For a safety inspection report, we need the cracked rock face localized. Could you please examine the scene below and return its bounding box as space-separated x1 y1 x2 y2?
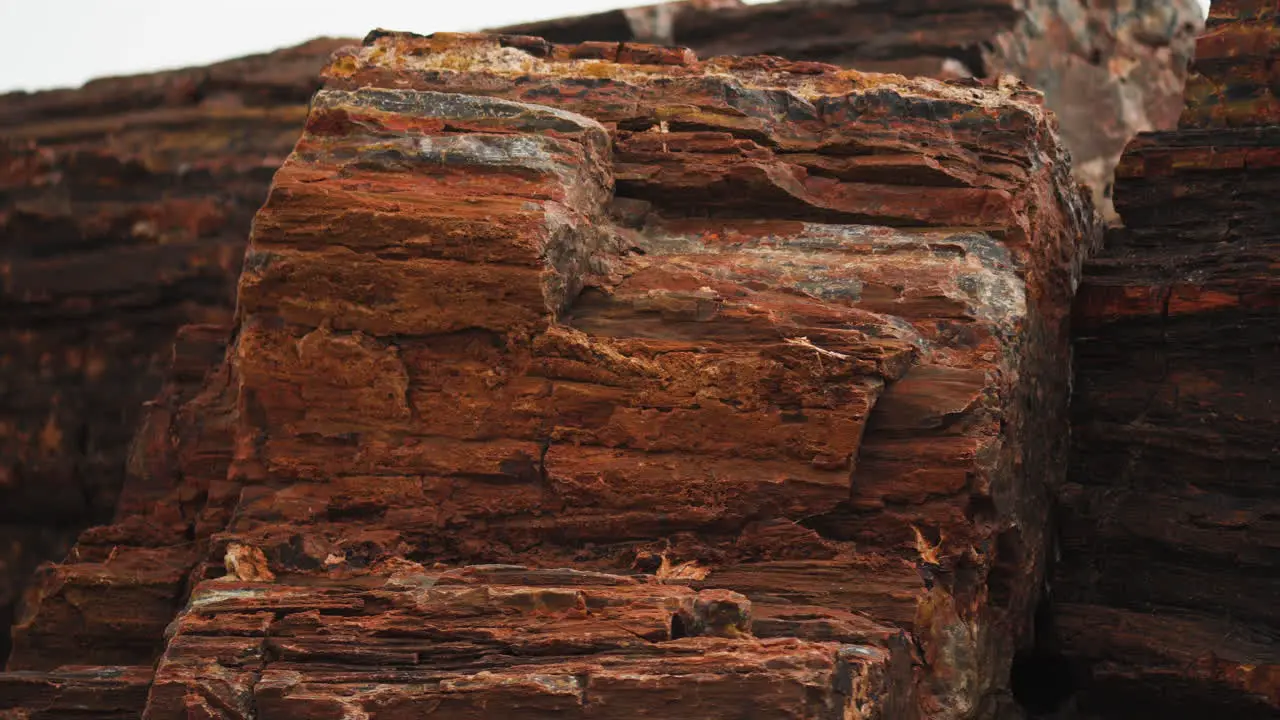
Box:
4 32 1097 719
498 0 1207 220
1059 1 1280 716
0 2 1206 673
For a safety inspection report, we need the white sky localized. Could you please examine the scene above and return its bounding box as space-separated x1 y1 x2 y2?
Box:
0 0 1212 94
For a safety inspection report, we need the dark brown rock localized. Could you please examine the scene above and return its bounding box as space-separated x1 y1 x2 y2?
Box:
1058 1 1280 716
0 38 349 663
0 665 152 720
0 321 236 717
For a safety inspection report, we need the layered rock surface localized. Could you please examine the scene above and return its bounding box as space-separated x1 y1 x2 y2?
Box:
1058 1 1280 716
498 0 1207 218
0 37 348 658
2 32 1097 718
0 2 1205 670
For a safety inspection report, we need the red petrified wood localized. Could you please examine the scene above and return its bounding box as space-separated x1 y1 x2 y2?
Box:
498 0 1206 218
0 0 1204 663
1059 1 1280 716
0 38 349 650
3 32 1096 719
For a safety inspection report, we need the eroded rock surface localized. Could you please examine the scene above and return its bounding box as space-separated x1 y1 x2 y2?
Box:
1059 1 1280 716
0 3 1207 674
497 0 1206 219
0 38 348 660
2 32 1097 719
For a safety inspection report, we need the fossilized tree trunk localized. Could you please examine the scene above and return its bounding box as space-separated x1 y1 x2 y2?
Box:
3 32 1096 719
1058 0 1280 716
0 2 1202 663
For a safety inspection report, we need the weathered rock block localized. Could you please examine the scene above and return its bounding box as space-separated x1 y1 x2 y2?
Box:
0 665 152 720
0 323 235 720
0 33 1104 719
497 0 1207 219
0 3 1206 672
1059 1 1280 716
141 570 910 720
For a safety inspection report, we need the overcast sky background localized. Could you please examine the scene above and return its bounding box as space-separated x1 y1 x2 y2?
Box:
0 0 1212 94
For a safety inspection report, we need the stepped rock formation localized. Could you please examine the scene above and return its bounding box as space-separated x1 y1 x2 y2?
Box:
0 38 349 652
1 32 1098 719
1058 1 1280 716
498 0 1207 218
0 1 1204 659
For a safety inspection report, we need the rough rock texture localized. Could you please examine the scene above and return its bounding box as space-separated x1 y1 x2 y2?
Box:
0 320 236 717
0 665 153 720
1058 1 1280 716
0 0 1206 680
2 32 1097 719
984 0 1205 220
497 0 1206 219
0 37 348 660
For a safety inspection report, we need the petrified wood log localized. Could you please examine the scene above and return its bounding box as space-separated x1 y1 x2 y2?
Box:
1058 1 1280 716
0 665 152 720
0 37 348 661
4 32 1097 719
0 2 1202 673
497 0 1207 219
